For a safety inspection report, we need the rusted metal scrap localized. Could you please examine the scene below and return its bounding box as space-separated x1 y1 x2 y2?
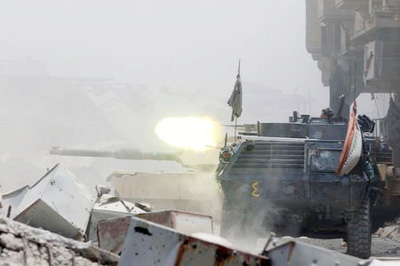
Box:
0 216 119 266
88 194 146 243
118 216 269 266
97 210 214 255
117 216 395 266
97 216 131 255
137 210 213 234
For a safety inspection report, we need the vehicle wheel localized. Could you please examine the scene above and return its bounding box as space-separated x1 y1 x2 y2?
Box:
346 196 371 259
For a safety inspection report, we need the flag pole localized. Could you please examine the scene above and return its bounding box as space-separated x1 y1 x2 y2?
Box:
234 117 237 142
235 59 240 142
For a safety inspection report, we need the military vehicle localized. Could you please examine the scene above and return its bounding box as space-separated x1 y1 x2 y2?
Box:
216 107 397 259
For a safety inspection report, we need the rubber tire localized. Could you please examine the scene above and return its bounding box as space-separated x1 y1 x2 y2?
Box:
346 196 372 259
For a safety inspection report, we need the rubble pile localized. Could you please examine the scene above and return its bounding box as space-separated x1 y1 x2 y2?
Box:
0 217 118 266
374 226 399 240
373 223 400 247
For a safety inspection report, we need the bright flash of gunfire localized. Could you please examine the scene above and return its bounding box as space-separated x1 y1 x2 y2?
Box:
155 117 220 151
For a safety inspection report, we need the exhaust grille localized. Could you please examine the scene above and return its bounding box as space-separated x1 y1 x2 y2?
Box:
232 141 305 170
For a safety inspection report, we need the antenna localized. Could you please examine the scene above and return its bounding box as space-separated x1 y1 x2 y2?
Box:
237 59 241 77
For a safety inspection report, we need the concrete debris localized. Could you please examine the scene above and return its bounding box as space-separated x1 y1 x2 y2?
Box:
7 164 95 240
374 226 399 240
95 185 111 198
97 210 213 255
134 201 152 212
0 216 118 266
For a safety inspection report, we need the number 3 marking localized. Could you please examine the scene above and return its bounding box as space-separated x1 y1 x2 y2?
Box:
252 181 260 198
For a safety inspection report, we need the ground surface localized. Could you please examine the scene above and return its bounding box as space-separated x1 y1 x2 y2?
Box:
216 223 400 259
296 237 400 258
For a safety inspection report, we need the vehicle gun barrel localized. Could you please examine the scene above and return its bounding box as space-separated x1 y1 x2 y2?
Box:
50 147 180 162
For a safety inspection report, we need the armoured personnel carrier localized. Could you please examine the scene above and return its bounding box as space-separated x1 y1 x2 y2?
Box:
216 108 397 259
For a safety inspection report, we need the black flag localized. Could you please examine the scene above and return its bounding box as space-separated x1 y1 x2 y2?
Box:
227 61 242 122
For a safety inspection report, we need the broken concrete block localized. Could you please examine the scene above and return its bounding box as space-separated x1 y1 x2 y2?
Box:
374 225 399 239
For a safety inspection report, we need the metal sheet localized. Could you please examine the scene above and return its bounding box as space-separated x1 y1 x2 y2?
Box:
13 164 95 239
97 216 131 255
266 240 360 266
0 185 29 218
88 197 145 242
137 210 213 234
119 216 269 266
98 211 213 255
